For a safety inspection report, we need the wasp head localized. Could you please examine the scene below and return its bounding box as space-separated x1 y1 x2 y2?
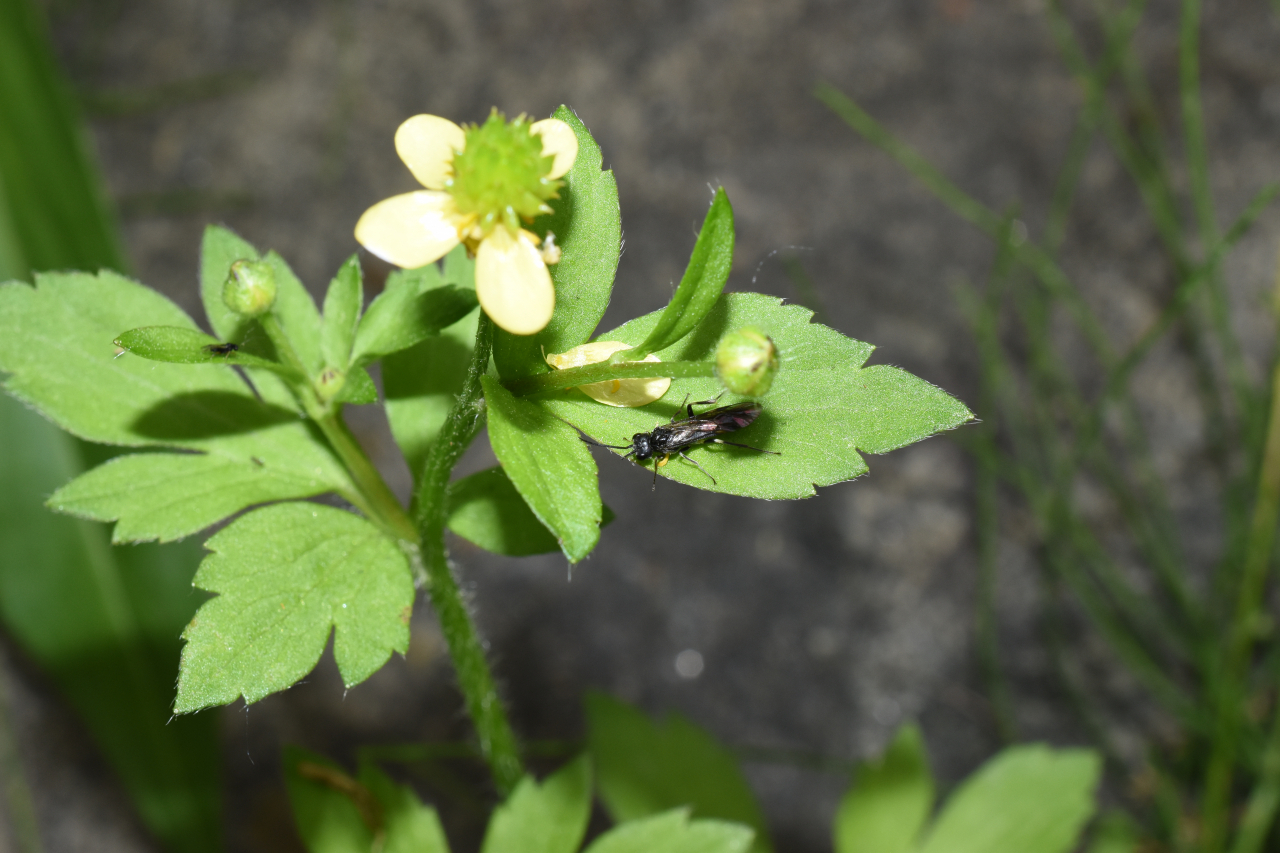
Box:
630 433 654 460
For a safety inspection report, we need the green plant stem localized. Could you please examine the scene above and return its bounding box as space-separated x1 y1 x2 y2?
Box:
257 313 415 541
1203 342 1280 850
506 359 718 397
315 412 417 542
412 314 524 795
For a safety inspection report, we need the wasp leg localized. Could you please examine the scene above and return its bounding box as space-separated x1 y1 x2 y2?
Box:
676 451 717 484
713 439 781 455
651 457 663 490
685 394 724 418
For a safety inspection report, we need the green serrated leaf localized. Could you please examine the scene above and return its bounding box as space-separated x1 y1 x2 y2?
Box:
114 324 292 373
175 503 413 712
834 724 934 853
442 243 475 289
584 809 754 853
384 308 479 478
447 466 616 557
493 106 622 379
482 376 602 562
359 764 451 853
351 260 477 365
265 249 324 376
543 293 973 498
587 693 772 853
48 452 328 543
446 466 558 556
321 255 363 369
634 188 734 357
284 746 375 853
335 365 378 405
916 745 1101 853
0 269 358 500
200 224 260 341
482 756 592 853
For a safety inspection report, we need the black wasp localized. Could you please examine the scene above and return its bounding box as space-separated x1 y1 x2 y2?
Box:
584 396 779 487
203 342 240 356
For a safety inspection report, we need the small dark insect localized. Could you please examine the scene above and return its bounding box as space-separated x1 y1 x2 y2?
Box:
203 342 240 356
583 396 779 487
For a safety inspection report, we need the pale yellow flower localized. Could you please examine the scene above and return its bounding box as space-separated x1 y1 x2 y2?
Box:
355 112 578 335
545 341 671 407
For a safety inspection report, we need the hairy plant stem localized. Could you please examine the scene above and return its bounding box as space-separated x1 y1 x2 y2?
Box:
412 314 523 794
506 359 717 397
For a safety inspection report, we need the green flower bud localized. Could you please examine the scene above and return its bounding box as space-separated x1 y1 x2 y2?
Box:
222 259 277 317
315 367 346 402
716 326 779 396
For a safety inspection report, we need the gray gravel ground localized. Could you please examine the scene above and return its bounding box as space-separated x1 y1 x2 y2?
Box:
6 0 1280 850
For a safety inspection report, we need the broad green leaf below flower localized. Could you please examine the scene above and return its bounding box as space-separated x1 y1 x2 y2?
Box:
481 756 592 853
915 745 1100 853
834 724 934 853
493 106 621 379
48 452 328 543
542 293 974 499
587 693 772 853
0 269 359 500
584 809 754 853
175 502 413 713
284 747 375 853
446 466 616 557
360 764 452 853
482 376 603 562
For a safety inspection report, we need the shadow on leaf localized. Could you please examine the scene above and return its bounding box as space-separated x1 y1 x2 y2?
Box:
131 391 298 440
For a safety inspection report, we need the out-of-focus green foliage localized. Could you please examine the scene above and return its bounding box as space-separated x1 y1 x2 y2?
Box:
0 0 222 849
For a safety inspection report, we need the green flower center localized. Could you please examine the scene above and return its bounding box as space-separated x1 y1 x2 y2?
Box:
447 110 561 238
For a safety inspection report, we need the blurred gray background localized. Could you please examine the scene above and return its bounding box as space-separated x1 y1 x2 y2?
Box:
10 0 1280 849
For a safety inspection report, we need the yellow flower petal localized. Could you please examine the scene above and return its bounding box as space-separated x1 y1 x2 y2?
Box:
530 118 578 180
545 340 671 408
354 191 460 268
395 115 465 190
476 228 555 335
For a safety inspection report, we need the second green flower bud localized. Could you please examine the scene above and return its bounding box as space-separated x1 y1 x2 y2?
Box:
223 259 277 318
716 326 779 396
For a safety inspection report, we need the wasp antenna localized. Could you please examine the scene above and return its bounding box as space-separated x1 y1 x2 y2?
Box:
557 416 628 450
